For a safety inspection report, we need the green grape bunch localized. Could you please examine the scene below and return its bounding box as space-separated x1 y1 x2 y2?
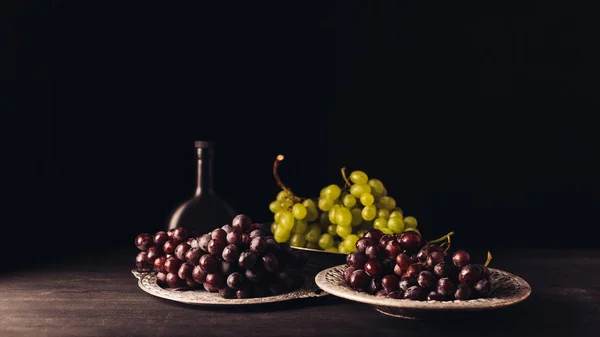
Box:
268 155 420 254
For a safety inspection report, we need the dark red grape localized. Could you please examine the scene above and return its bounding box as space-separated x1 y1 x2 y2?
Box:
369 278 382 294
452 250 470 268
355 237 374 253
417 271 436 290
426 251 444 267
164 256 182 274
232 214 252 233
344 267 356 284
393 264 405 277
382 275 400 293
417 244 443 262
396 253 412 270
241 233 251 246
364 228 383 242
167 228 176 238
178 263 194 280
221 224 233 233
251 223 267 232
433 262 454 278
384 240 402 259
227 272 245 289
192 265 207 283
163 240 176 255
249 229 264 240
146 246 163 261
427 291 445 301
219 287 236 299
156 272 167 287
261 253 279 273
245 269 264 283
379 234 394 248
437 277 456 296
405 264 424 278
226 230 243 246
399 278 415 291
199 254 219 273
185 279 200 288
205 273 225 288
454 284 473 300
135 233 153 251
153 256 167 273
135 252 152 271
346 252 367 269
249 237 266 254
387 290 405 299
221 261 235 275
365 245 384 259
166 272 184 288
199 234 211 252
364 258 384 277
236 287 251 299
172 227 190 245
474 279 491 297
458 264 482 285
203 283 219 292
264 237 280 253
376 289 388 297
185 247 204 265
211 228 227 242
349 269 371 290
404 285 427 300
222 244 240 263
208 239 226 256
154 231 169 247
238 251 257 270
175 242 191 261
398 232 421 253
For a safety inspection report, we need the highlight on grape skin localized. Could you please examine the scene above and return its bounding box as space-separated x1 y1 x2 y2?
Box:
133 214 308 299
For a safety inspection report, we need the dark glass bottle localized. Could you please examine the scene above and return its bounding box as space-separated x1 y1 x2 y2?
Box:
167 141 236 234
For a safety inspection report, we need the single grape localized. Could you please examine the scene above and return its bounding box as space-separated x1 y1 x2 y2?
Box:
305 224 322 243
198 234 211 252
406 264 424 278
350 208 363 226
221 260 235 276
364 245 384 259
349 269 371 290
377 209 390 219
177 263 194 280
389 210 403 219
249 237 266 254
135 233 153 251
459 264 483 286
393 264 404 277
380 196 397 210
321 184 342 200
291 203 307 220
404 286 427 300
221 224 234 234
373 217 388 230
382 274 400 293
318 233 334 249
427 291 446 301
219 244 239 263
270 222 278 234
335 224 352 238
276 190 291 201
208 239 226 256
238 251 257 270
360 193 375 207
245 268 264 283
437 277 456 296
396 253 412 270
289 233 306 247
379 234 394 248
164 256 182 274
364 258 384 277
153 256 167 273
368 277 383 294
328 204 340 224
417 271 437 290
368 178 385 196
454 284 473 300
192 265 207 283
171 227 190 245
360 205 377 221
343 267 356 284
356 237 374 253
387 217 405 234
135 252 152 271
417 244 443 261
335 207 353 227
325 224 336 236
404 216 418 229
278 211 295 231
224 230 241 245
174 242 191 261
397 231 421 253
248 229 263 240
261 253 279 273
292 220 308 234
232 214 252 232
384 240 402 259
153 231 169 247
346 252 367 269
350 184 371 198
399 278 415 291
452 250 471 268
474 279 491 297
318 198 335 211
433 262 455 279
205 273 226 289
426 251 444 267
338 239 355 254
156 272 168 287
342 194 356 208
199 254 219 273
269 200 282 213
226 271 245 289
163 240 176 255
166 272 184 288
273 226 291 243
274 211 283 223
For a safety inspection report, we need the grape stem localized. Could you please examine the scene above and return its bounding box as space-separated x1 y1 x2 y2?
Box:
340 167 351 187
428 231 455 244
484 251 492 267
273 154 303 202
443 233 452 255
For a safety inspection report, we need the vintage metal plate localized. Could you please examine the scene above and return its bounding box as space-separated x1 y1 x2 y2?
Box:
315 265 531 319
132 269 328 306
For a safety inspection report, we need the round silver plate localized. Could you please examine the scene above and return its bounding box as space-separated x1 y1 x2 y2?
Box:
132 269 328 306
315 265 532 319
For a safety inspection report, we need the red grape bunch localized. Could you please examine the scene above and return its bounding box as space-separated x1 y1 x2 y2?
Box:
134 214 308 299
343 228 493 301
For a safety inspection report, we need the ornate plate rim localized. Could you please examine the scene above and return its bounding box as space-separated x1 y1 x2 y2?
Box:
132 269 328 306
314 265 531 311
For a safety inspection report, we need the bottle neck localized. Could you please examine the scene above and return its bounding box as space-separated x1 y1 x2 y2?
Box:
195 148 214 197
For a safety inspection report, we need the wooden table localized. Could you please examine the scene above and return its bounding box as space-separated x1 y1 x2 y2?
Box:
1 248 598 337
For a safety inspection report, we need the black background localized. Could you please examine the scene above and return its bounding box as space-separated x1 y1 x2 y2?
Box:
4 1 599 268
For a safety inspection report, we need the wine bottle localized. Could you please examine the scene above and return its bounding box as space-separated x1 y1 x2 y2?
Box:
167 141 236 234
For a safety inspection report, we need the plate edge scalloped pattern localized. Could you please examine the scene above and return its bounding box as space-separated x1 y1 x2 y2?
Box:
314 265 531 311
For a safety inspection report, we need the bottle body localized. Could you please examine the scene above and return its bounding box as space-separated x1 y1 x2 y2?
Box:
167 141 236 234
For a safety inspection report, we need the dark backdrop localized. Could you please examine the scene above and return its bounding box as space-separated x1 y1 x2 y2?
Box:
4 1 599 267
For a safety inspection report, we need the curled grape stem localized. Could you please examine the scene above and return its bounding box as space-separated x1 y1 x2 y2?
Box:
443 233 452 255
273 154 304 202
428 231 455 244
484 251 492 267
340 167 351 187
